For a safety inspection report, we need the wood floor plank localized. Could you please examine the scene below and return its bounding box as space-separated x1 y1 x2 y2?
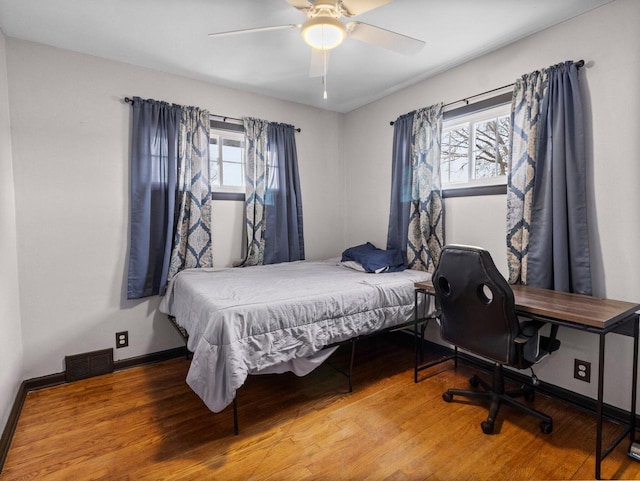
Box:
3 334 640 480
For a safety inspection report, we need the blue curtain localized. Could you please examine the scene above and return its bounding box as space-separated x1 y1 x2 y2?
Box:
386 112 415 260
528 62 591 294
264 122 305 264
242 118 305 266
507 61 591 294
127 97 181 299
386 105 444 272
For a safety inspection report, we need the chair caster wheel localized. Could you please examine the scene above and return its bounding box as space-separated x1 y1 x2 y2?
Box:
469 376 479 388
540 421 553 434
481 420 494 434
525 391 535 402
442 392 453 402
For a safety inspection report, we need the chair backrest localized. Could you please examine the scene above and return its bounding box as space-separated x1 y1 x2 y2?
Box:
433 245 520 365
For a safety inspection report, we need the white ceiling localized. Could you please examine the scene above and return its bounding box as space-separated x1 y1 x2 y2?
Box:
0 0 612 113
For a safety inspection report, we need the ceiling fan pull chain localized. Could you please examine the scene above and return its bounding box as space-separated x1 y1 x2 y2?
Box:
323 50 328 99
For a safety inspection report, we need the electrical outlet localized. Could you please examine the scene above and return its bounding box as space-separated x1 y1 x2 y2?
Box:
116 331 129 348
574 359 591 383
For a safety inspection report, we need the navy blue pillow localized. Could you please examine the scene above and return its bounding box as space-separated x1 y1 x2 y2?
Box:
341 242 407 273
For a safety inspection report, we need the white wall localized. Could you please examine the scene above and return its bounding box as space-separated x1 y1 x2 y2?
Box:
6 39 346 379
0 29 23 432
344 0 640 410
3 0 639 421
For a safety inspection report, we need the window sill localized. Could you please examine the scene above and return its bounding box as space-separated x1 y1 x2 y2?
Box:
442 184 507 198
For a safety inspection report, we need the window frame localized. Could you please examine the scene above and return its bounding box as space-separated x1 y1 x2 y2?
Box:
209 119 246 201
441 92 512 198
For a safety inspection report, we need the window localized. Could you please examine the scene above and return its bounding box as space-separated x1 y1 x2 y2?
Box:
209 119 245 200
440 98 511 196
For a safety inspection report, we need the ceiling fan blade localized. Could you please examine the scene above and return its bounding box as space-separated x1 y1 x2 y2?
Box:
286 0 313 12
340 0 392 17
208 24 300 38
347 21 424 54
309 48 328 78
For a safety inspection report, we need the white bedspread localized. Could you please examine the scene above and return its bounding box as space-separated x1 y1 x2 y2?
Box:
159 259 431 412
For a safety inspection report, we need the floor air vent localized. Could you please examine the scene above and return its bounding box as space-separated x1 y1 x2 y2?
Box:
65 348 114 382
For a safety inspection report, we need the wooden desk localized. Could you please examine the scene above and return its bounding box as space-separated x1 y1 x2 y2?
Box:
414 280 640 480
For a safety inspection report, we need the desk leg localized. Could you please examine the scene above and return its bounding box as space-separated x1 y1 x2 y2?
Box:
631 315 639 444
594 315 639 480
596 332 606 480
596 334 605 479
233 397 239 435
414 289 419 384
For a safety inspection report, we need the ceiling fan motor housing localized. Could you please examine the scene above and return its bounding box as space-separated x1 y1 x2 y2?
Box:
301 2 347 50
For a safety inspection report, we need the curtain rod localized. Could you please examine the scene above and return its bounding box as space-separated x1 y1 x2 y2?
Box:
210 113 302 132
124 98 301 132
389 59 585 126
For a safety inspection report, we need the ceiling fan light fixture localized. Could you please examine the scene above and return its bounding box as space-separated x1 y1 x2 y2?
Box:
301 16 346 50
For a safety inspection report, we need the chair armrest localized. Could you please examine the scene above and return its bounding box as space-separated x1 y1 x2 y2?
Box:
516 321 561 368
516 320 547 366
512 335 531 369
540 324 561 354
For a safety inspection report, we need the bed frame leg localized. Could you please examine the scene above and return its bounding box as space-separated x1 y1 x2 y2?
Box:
348 338 356 393
233 397 239 435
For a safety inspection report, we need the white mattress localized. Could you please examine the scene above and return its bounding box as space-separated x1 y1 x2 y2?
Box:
159 258 431 412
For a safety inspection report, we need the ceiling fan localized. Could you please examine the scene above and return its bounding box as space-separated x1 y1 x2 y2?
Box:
208 0 425 99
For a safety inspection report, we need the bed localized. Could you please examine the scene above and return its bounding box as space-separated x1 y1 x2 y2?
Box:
159 258 432 416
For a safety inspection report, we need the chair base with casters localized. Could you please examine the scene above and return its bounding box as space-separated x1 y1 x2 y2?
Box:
442 361 553 435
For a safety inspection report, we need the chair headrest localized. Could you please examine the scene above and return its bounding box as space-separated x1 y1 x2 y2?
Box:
434 245 511 299
433 244 519 364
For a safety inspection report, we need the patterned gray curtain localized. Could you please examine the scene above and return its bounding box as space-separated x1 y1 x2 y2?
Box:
507 61 591 294
242 117 270 266
127 98 213 297
406 103 444 272
506 70 546 286
167 105 213 281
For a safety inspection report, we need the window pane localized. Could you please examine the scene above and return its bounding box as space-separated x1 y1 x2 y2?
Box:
441 102 511 189
210 127 246 193
222 162 243 187
209 161 220 186
474 120 498 179
496 116 510 176
209 139 220 186
441 131 451 182
222 138 243 163
441 126 469 183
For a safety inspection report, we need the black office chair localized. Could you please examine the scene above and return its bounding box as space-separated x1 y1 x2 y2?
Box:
432 244 560 435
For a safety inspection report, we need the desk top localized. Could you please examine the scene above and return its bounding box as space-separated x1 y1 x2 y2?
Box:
414 281 640 330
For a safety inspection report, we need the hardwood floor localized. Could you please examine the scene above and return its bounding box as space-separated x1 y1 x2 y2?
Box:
3 334 640 480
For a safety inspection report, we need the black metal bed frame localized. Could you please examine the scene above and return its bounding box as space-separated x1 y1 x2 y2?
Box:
167 311 438 434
